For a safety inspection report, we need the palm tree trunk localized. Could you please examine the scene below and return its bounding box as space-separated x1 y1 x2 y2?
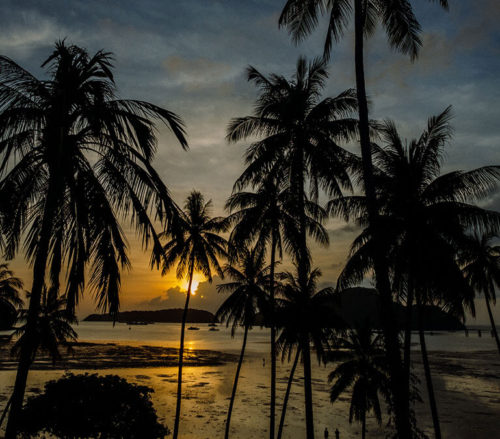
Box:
5 184 56 438
485 295 500 355
270 232 277 439
172 262 195 439
353 1 410 437
404 278 415 392
362 410 366 439
225 325 249 439
277 349 300 439
417 301 441 439
301 334 315 439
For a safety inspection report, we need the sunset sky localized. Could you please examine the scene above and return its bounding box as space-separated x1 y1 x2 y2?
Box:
1 0 499 323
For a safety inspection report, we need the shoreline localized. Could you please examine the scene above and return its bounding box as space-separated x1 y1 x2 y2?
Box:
0 341 237 370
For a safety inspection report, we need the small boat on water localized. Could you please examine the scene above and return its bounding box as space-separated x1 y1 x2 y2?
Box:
209 327 219 332
208 322 217 327
188 326 200 330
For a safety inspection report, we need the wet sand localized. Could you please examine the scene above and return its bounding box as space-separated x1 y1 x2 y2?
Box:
0 342 499 438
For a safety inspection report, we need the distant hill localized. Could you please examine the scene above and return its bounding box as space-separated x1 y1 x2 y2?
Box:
334 287 465 331
84 308 216 324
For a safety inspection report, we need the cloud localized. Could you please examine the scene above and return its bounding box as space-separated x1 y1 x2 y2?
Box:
134 276 225 314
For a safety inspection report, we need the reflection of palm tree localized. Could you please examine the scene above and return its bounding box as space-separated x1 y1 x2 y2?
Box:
216 246 269 439
279 3 450 435
328 323 388 439
461 233 500 354
334 109 500 439
161 191 228 439
0 42 187 437
11 287 77 364
276 268 337 439
227 174 327 436
0 264 23 327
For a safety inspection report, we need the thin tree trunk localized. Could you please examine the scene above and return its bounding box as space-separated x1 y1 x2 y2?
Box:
277 348 300 439
301 334 315 439
417 301 441 439
225 325 249 439
172 262 195 439
404 278 415 392
0 395 12 428
362 410 366 439
353 1 410 437
270 232 277 439
485 296 500 355
5 182 57 438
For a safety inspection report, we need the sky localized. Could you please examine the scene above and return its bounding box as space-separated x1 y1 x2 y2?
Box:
0 0 499 324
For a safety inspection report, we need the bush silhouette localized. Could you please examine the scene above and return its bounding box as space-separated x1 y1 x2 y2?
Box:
18 373 169 438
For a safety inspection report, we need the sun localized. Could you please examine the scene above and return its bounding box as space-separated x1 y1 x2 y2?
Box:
180 274 202 295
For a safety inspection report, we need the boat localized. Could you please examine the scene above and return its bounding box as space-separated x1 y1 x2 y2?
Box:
209 327 219 332
208 322 217 327
188 326 200 330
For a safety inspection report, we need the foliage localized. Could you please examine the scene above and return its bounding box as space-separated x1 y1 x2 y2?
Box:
11 287 77 363
17 373 169 438
0 263 23 329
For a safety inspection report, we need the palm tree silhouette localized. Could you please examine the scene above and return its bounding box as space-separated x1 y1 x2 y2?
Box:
275 267 337 439
328 323 389 439
333 108 500 438
279 3 450 435
11 287 77 364
226 173 328 436
0 42 187 437
228 59 357 438
161 191 228 439
216 246 270 439
461 233 500 354
0 264 23 328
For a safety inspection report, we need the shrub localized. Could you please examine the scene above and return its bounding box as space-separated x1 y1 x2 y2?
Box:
18 373 169 438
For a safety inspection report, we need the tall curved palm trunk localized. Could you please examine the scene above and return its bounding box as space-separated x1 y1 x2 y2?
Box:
173 262 195 439
277 349 300 439
417 301 441 439
353 2 410 436
5 173 60 438
270 233 278 439
225 325 249 439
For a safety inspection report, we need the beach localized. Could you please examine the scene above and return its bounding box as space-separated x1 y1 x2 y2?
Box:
1 323 499 438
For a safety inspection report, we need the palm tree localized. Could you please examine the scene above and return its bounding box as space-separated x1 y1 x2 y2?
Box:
11 287 78 364
0 42 187 437
332 109 500 438
327 323 389 439
226 173 328 437
276 347 301 439
161 191 228 439
461 233 500 354
228 57 358 282
0 264 23 329
215 246 270 439
275 267 338 439
279 3 450 435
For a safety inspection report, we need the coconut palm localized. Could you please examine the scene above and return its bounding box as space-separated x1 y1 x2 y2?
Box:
228 56 358 282
0 42 187 437
161 191 228 439
279 3 450 435
275 267 339 439
461 233 500 354
11 287 77 364
215 246 270 439
276 347 301 439
226 172 329 437
332 108 500 438
0 264 23 329
328 323 389 439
